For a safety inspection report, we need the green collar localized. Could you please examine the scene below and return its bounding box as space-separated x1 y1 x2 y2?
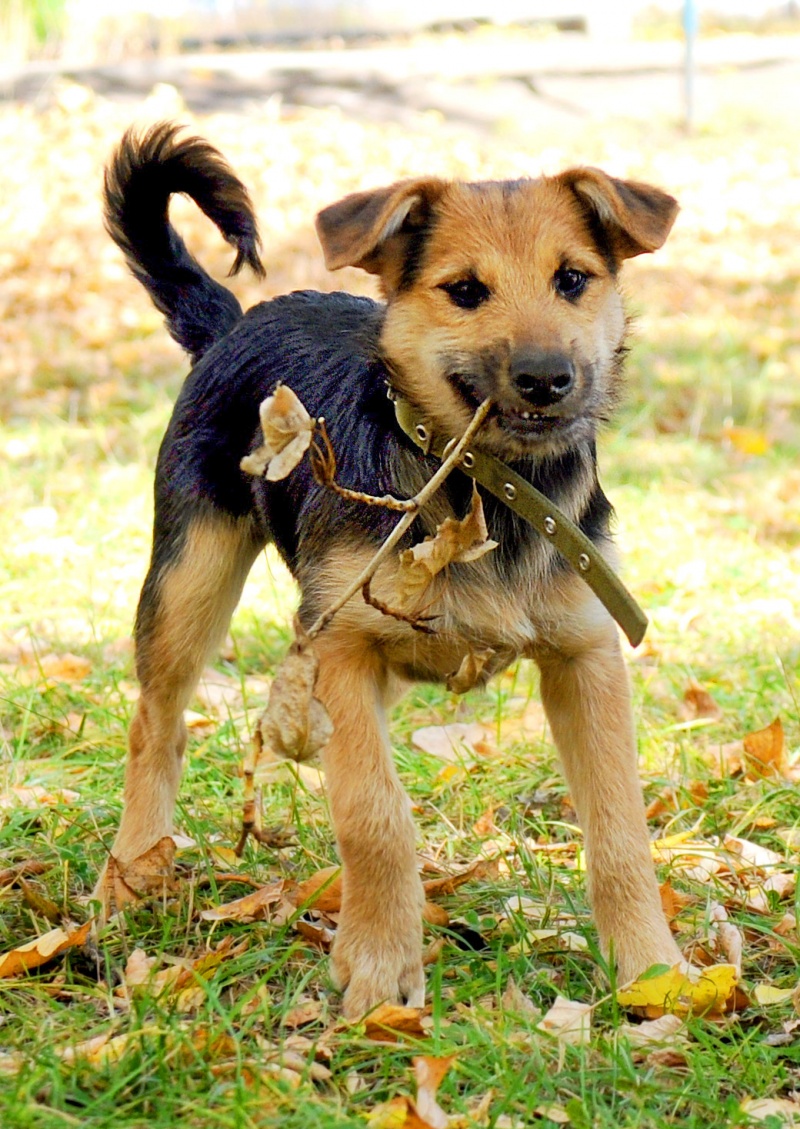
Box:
391 391 648 648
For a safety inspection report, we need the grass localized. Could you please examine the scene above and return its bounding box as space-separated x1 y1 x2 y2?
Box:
1 60 800 1129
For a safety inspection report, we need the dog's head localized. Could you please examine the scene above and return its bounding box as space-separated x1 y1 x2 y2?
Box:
316 169 677 459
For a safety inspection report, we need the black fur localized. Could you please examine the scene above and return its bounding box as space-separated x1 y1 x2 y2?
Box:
104 122 264 364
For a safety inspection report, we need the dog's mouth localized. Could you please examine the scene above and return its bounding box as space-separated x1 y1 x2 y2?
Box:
448 373 572 438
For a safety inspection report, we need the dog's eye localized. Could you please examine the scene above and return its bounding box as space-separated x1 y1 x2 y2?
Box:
439 278 491 310
553 267 589 300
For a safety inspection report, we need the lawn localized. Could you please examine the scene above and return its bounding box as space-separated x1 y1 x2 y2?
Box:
0 49 799 1129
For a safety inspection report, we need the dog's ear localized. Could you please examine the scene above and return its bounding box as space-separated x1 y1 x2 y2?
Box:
558 167 679 260
315 178 447 278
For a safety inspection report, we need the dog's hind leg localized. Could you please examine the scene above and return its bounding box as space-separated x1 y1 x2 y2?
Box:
106 509 263 872
536 615 683 985
311 627 425 1018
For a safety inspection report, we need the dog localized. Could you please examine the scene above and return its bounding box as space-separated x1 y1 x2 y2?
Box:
100 122 683 1018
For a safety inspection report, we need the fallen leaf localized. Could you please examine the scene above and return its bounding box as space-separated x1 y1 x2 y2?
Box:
101 837 177 912
293 866 342 913
200 878 289 922
396 485 497 612
753 984 795 1006
411 721 491 762
710 903 743 974
0 921 91 978
538 996 592 1045
501 975 540 1017
616 962 739 1018
422 856 501 898
618 1012 687 1048
414 1055 456 1129
740 1097 800 1124
259 637 333 763
240 385 315 481
0 860 50 886
680 681 722 722
362 1004 430 1042
281 998 324 1028
0 785 81 811
742 717 788 779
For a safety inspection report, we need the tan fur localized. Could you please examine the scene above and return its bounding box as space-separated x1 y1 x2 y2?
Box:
101 515 260 872
109 163 682 1016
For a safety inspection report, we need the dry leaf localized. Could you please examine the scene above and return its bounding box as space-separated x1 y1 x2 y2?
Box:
414 1055 456 1129
200 878 288 922
742 717 787 779
422 856 501 898
33 652 92 685
240 385 315 481
396 485 497 612
0 921 91 978
0 785 81 811
259 638 333 763
411 722 492 763
362 1003 429 1042
740 1097 800 1125
501 975 540 1016
753 984 795 1006
446 648 496 694
102 837 177 912
281 998 324 1028
616 962 739 1018
619 1012 687 1048
710 903 743 974
293 866 342 913
680 681 722 722
538 996 592 1045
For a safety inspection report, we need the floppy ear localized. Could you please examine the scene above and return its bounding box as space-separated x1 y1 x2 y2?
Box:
558 167 679 260
315 177 447 276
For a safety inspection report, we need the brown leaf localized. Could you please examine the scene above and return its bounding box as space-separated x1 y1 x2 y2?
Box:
102 837 177 912
413 1055 456 1129
446 648 496 694
362 1003 430 1042
680 681 722 722
200 878 289 922
293 866 342 913
259 638 334 764
396 485 497 612
0 920 91 978
281 998 324 1029
742 717 787 779
423 856 501 899
240 385 315 481
0 785 81 811
0 860 49 886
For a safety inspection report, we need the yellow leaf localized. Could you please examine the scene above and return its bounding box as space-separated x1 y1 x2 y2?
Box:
0 921 91 978
753 984 795 1006
616 962 738 1018
200 878 289 922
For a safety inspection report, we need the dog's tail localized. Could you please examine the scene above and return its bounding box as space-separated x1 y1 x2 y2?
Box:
104 122 265 364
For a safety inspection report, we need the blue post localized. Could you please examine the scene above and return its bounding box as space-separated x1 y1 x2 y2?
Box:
683 0 698 131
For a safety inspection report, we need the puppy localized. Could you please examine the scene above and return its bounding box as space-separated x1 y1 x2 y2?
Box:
101 122 682 1017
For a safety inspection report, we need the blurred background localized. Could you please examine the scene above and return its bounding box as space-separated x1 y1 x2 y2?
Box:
0 1 798 695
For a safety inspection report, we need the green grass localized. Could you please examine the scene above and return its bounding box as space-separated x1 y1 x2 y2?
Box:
1 82 800 1129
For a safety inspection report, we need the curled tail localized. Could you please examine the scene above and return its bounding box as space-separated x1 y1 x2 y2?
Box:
104 122 265 364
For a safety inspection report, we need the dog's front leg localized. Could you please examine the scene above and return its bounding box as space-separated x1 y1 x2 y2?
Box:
536 620 682 984
313 633 425 1018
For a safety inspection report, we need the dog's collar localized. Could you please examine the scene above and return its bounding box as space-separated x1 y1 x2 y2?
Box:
389 388 648 647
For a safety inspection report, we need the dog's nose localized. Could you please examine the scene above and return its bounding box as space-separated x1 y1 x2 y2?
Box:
511 352 575 408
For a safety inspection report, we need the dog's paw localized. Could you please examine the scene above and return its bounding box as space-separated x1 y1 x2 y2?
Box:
331 922 425 1019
